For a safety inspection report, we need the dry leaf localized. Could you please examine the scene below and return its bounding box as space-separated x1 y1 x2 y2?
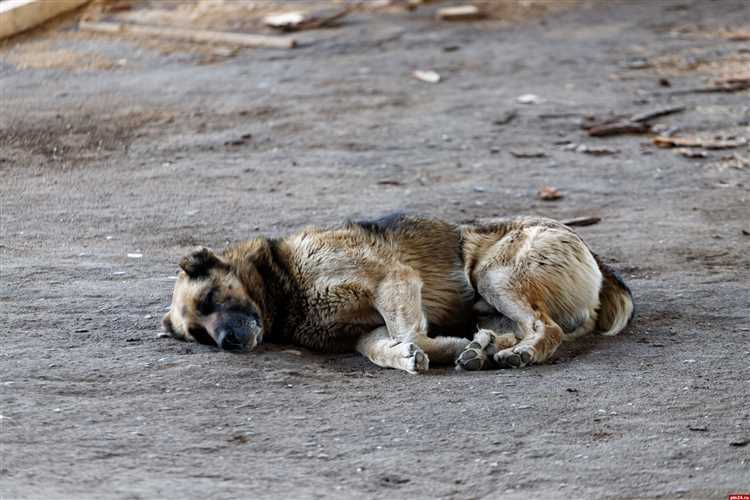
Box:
538 186 562 201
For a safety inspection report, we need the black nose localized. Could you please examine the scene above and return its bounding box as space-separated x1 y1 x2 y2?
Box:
218 329 248 351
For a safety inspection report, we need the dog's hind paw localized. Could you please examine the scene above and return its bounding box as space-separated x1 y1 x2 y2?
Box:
494 345 534 369
401 343 429 374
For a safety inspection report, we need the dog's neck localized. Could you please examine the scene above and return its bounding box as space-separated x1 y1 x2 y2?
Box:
230 237 297 343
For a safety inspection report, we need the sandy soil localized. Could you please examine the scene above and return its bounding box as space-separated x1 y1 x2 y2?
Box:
1 1 749 499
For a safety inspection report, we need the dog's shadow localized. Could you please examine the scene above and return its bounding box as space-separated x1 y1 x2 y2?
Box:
552 334 602 364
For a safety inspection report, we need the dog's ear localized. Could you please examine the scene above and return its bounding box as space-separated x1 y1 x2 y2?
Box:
179 247 226 278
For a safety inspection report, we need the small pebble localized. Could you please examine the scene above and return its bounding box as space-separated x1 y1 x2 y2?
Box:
413 70 441 83
517 93 543 104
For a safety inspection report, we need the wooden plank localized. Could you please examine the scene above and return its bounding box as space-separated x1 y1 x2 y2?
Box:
0 0 90 40
78 20 297 49
436 5 485 21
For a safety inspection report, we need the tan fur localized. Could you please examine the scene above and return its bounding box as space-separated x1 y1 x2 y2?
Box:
163 214 633 373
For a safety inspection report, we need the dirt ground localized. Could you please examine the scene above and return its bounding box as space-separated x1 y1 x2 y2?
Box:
1 1 750 499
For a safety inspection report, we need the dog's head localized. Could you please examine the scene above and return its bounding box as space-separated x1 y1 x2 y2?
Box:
162 247 263 351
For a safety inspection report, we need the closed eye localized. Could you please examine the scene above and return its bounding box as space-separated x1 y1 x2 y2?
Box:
196 289 215 316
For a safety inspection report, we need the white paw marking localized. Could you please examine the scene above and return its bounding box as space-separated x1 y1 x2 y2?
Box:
400 343 429 374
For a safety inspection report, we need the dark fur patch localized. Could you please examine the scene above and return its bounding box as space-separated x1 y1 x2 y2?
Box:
351 212 409 235
594 254 635 323
257 238 293 342
188 325 216 346
605 264 632 299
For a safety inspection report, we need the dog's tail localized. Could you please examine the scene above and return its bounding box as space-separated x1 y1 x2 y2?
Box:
594 255 634 336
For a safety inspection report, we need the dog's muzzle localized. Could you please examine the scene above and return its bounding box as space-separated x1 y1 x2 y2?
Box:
215 313 262 351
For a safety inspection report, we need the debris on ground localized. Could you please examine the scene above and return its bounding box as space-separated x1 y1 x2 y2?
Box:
79 21 297 49
667 80 750 95
227 433 250 444
538 186 562 201
721 30 750 41
562 216 601 227
709 153 750 170
584 119 650 137
713 73 750 88
653 135 748 150
582 106 685 137
688 425 709 432
376 179 403 186
675 148 707 159
106 1 133 14
630 106 686 124
224 133 253 147
567 144 620 156
622 57 651 70
493 110 518 126
263 7 349 32
0 0 90 40
510 150 546 158
413 70 441 83
650 124 680 137
539 112 583 120
436 5 485 21
517 93 543 104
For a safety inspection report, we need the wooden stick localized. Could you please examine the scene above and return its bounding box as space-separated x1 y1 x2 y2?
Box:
79 20 297 49
666 81 750 96
562 216 601 227
630 105 685 123
0 0 90 40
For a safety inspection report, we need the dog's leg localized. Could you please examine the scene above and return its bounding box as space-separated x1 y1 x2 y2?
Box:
373 267 428 344
492 310 563 368
456 315 518 370
476 270 564 368
356 326 429 374
415 336 470 365
373 267 471 366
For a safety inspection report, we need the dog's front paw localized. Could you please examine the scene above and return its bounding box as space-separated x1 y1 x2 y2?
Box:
400 343 429 374
455 329 497 371
456 341 490 371
494 345 534 369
